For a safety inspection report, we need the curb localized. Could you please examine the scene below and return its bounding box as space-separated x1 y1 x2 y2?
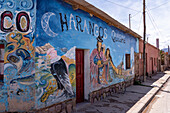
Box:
127 72 170 113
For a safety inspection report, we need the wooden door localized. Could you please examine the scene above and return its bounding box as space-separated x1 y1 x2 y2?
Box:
134 53 139 80
152 58 154 74
151 57 153 74
76 49 84 103
0 44 4 81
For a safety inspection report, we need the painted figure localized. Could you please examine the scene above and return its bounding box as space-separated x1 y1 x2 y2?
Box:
105 48 113 82
47 48 74 97
90 36 107 88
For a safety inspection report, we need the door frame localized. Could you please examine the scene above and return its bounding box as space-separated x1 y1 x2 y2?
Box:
76 49 84 103
75 49 90 103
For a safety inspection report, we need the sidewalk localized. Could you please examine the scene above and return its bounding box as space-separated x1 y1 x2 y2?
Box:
73 71 170 113
127 70 170 113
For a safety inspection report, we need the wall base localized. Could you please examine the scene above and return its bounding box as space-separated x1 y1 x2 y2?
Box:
35 98 76 113
89 79 134 103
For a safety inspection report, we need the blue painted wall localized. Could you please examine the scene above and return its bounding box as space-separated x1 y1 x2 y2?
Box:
35 0 138 108
0 0 138 111
0 0 36 112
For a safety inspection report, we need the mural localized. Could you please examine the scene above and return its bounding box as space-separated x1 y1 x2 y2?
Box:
0 0 36 112
36 0 137 108
35 43 75 108
90 36 134 91
0 0 138 111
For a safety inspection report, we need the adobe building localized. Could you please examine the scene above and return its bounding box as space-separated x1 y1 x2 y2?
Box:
0 0 141 112
137 39 160 80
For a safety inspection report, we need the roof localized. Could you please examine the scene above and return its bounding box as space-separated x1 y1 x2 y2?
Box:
139 38 160 51
63 0 142 39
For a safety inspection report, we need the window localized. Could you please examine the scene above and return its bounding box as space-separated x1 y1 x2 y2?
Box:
126 54 130 69
0 44 4 82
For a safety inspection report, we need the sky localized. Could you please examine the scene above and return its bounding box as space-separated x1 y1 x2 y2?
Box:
85 0 170 49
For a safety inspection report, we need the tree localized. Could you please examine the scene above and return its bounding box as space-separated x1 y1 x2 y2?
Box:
160 50 164 65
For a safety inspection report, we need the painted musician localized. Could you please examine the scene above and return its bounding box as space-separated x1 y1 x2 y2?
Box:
105 48 113 82
90 36 108 86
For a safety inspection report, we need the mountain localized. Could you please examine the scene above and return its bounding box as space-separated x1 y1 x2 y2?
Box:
161 48 169 52
63 46 76 60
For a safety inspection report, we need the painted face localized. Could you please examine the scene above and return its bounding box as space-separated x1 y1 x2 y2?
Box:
107 49 110 56
97 41 102 52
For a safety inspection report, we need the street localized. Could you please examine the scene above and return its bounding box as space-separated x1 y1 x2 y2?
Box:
143 71 170 113
74 72 166 113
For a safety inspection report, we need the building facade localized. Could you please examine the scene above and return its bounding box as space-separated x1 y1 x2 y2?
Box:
0 0 140 112
136 39 160 80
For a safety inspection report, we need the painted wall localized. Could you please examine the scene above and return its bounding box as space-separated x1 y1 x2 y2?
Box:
0 0 138 111
35 0 137 108
0 0 36 112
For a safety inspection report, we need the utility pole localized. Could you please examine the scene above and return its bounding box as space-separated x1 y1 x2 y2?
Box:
129 14 131 29
143 0 146 82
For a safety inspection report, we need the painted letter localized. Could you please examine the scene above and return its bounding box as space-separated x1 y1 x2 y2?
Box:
111 30 115 37
89 21 94 36
59 13 68 32
1 11 13 32
111 30 116 42
16 12 30 32
83 19 89 34
69 13 77 30
99 27 104 38
103 28 107 39
94 24 99 37
76 16 83 32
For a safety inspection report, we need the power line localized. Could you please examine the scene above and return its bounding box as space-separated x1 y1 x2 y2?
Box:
146 7 162 38
147 8 161 37
149 1 170 10
146 11 158 34
138 13 143 33
131 11 142 18
104 0 140 12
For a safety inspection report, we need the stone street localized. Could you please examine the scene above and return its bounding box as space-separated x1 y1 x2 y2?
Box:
74 72 167 113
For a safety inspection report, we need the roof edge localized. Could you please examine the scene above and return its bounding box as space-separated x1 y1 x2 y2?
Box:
139 38 160 51
63 0 142 39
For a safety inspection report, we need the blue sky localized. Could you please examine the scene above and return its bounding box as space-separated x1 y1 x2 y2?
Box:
85 0 170 49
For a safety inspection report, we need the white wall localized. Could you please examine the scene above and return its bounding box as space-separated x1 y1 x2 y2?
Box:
84 49 90 100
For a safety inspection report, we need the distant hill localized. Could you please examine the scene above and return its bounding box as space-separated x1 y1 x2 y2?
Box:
161 48 169 52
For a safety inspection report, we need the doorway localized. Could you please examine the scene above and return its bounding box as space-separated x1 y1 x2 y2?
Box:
151 57 153 74
146 53 148 75
76 49 84 103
